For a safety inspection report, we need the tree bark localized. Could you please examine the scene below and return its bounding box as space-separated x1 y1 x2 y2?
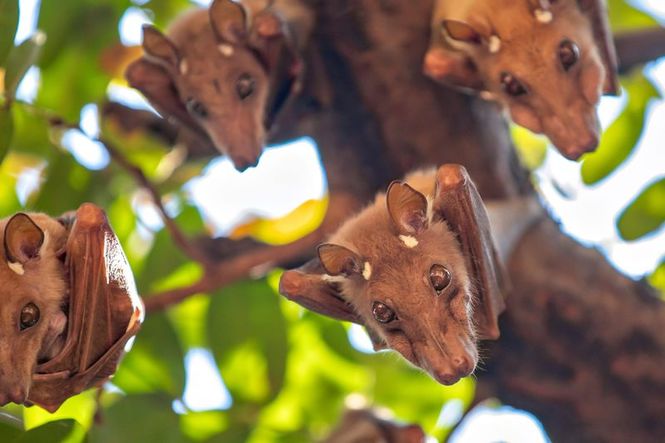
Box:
301 1 665 442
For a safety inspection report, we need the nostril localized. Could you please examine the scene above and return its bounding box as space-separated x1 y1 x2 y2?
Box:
452 356 474 375
8 388 27 405
233 156 259 172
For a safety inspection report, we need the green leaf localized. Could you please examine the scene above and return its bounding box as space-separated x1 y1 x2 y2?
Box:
208 279 288 405
0 0 19 66
4 32 46 100
608 0 659 32
0 106 13 164
617 178 665 241
16 419 79 443
649 261 665 299
112 312 186 396
581 72 660 185
89 394 189 443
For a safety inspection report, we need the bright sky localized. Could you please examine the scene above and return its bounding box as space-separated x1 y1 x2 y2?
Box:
10 0 664 441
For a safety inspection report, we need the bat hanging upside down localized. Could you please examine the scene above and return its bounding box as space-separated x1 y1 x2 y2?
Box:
126 0 302 171
423 0 620 160
0 204 143 412
279 165 507 386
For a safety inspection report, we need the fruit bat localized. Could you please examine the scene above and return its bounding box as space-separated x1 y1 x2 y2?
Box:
279 165 507 386
0 203 143 412
423 0 620 160
125 0 302 171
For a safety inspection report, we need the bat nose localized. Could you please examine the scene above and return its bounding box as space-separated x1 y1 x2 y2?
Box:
232 155 260 172
451 354 476 377
1 387 27 405
432 370 461 386
562 134 599 160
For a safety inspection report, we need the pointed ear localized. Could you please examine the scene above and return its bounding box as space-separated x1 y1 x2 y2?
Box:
318 243 362 277
4 213 45 264
125 58 207 139
141 25 179 69
433 164 508 340
279 258 364 323
210 0 250 44
442 19 484 45
578 0 620 95
386 181 429 235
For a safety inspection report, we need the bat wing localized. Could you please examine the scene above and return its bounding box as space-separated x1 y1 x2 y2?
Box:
29 203 144 412
249 11 303 129
580 0 620 95
125 58 211 140
279 259 387 351
433 164 508 340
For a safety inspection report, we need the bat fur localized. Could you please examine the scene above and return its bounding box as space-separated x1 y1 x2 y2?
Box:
0 213 68 406
283 167 506 386
126 0 303 171
424 0 619 160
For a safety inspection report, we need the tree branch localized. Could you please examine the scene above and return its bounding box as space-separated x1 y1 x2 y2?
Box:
615 27 665 74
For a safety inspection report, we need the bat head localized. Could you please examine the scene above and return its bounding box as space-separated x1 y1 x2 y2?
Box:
0 214 68 406
324 409 426 443
127 0 301 171
318 182 478 385
425 0 619 160
280 165 507 386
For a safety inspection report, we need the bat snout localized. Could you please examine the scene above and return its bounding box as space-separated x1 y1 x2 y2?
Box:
559 132 599 160
0 386 29 406
230 154 260 172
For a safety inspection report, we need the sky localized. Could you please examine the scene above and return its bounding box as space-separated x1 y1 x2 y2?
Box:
9 0 665 441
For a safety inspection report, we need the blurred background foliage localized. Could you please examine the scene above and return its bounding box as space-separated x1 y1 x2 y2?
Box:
0 0 663 442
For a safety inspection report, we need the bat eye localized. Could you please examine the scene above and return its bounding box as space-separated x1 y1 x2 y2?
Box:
559 39 580 71
20 303 40 330
236 73 255 100
500 72 527 97
186 98 208 119
372 301 396 324
429 264 452 294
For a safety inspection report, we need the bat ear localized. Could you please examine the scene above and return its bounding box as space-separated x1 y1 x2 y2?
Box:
280 258 387 351
317 243 363 277
279 258 362 323
433 164 507 340
210 0 251 44
125 58 207 139
141 25 180 70
578 0 620 95
386 181 429 235
4 213 45 265
441 19 486 45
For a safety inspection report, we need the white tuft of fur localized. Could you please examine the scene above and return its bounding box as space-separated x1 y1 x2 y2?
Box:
322 274 346 283
179 59 189 75
218 44 234 57
8 261 24 275
362 262 372 280
535 9 553 23
399 235 419 248
488 35 501 54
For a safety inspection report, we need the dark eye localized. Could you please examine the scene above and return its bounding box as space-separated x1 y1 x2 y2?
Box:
500 72 527 97
559 39 580 72
372 301 396 324
186 98 208 119
20 303 40 330
236 73 255 100
429 264 452 294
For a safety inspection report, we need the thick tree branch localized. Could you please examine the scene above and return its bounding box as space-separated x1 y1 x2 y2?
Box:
615 27 665 74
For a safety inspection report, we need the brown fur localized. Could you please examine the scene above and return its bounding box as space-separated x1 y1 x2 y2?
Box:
322 169 478 385
425 0 614 160
0 214 68 406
